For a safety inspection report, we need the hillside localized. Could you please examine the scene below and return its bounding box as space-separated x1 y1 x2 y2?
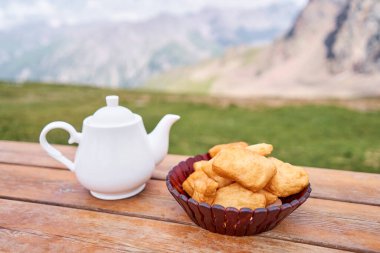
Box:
0 3 302 88
145 0 380 98
143 46 263 94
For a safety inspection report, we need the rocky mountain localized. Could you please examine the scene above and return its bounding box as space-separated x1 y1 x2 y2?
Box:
0 3 302 88
146 0 380 98
324 0 380 74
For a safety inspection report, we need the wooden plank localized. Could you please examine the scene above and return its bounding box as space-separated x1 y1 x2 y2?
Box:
0 140 180 180
0 199 345 253
0 163 190 224
1 140 380 206
0 140 75 169
0 163 379 253
306 167 380 206
0 150 66 169
0 227 126 253
0 140 75 154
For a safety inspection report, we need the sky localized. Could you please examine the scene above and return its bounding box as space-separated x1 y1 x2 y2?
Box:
0 0 308 30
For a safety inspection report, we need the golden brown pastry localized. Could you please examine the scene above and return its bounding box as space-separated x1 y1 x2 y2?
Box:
259 189 278 206
182 170 218 205
193 160 208 172
213 183 266 210
213 148 277 192
196 158 233 188
246 143 273 156
265 157 309 197
208 141 248 158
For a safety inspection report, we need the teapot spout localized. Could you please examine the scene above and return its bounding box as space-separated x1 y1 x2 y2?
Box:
148 114 180 165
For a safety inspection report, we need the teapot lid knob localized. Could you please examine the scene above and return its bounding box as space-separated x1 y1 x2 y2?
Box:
106 95 119 107
87 95 136 127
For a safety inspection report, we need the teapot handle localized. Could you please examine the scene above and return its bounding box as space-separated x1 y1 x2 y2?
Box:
39 121 82 171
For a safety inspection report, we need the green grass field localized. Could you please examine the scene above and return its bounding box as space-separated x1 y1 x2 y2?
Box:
1 82 380 173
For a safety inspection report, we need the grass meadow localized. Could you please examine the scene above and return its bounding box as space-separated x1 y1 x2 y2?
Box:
1 82 380 173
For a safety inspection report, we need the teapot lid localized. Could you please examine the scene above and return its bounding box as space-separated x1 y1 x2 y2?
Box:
87 95 136 127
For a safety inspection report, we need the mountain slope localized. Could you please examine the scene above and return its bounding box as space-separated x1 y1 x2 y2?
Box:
0 3 301 88
143 46 262 94
146 0 380 98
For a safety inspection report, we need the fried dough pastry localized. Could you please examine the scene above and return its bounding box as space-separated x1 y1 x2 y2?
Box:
265 157 309 197
246 143 273 156
193 160 208 172
208 141 248 158
213 148 277 192
182 170 218 205
194 158 233 188
213 183 266 210
259 189 278 206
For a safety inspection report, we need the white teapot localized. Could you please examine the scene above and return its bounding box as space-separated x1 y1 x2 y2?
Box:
40 95 180 200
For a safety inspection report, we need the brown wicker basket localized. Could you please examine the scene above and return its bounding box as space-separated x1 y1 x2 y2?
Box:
166 153 312 236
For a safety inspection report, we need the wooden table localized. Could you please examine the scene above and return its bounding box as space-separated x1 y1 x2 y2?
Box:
0 141 379 253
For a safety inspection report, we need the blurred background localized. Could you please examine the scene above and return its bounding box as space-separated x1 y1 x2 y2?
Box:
1 0 379 173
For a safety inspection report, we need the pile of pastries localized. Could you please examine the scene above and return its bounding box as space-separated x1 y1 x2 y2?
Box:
182 142 309 210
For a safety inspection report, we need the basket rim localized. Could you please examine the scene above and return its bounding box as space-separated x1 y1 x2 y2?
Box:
165 153 312 214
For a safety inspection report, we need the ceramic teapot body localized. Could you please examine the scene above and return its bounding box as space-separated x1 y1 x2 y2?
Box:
40 96 180 200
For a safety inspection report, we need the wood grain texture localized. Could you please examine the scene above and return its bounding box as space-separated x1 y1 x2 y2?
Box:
0 140 181 180
1 140 379 206
0 140 75 154
0 163 379 252
0 227 126 253
305 167 380 206
0 199 347 253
